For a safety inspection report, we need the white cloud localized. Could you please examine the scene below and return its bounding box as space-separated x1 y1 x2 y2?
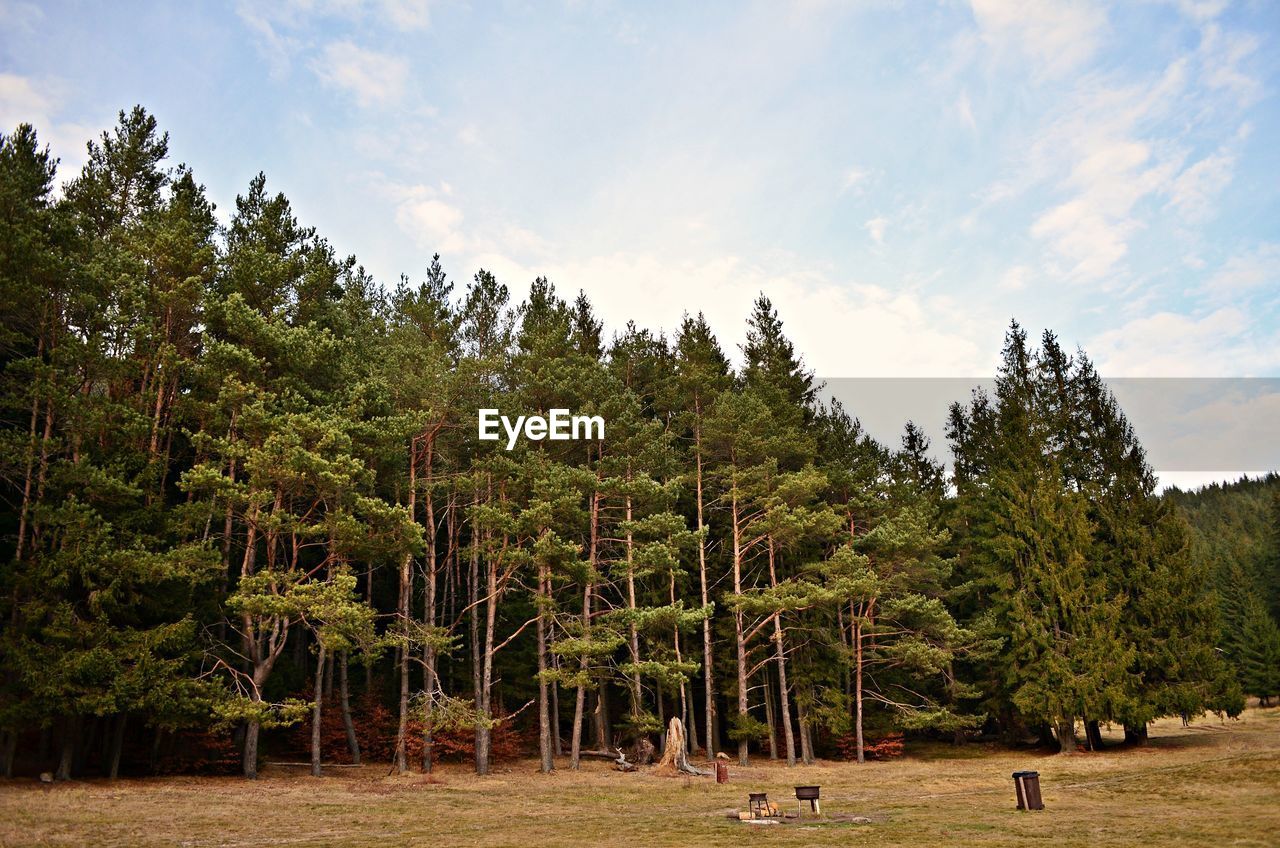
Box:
1198 23 1261 106
0 73 99 178
237 1 431 76
999 264 1032 291
968 5 1262 289
235 0 303 76
1172 0 1229 22
312 41 409 107
1206 244 1280 297
841 167 869 193
968 0 1108 80
999 57 1193 282
957 89 976 132
466 248 992 377
1088 307 1277 376
0 73 50 127
381 0 431 30
1030 196 1133 282
864 216 888 244
0 0 42 33
392 185 467 253
1166 148 1234 222
381 179 993 377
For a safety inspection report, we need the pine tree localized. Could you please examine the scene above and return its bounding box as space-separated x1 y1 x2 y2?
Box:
670 313 732 755
742 294 814 418
3 111 230 781
1238 594 1280 705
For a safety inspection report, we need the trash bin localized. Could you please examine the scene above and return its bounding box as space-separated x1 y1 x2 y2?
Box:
716 762 729 784
1012 771 1044 810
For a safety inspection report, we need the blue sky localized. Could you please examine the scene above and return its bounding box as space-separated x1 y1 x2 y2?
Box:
1 1 1278 477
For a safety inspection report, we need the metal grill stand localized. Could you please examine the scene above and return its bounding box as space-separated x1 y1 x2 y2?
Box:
795 785 821 817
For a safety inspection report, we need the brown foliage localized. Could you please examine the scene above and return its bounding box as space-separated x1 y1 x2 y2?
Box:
286 693 529 764
833 731 905 761
151 729 241 775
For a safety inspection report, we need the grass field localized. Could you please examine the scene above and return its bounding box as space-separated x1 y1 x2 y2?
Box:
2 706 1278 848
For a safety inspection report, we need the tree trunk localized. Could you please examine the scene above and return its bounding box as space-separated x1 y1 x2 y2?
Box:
656 681 666 754
763 668 778 760
593 685 609 753
243 719 260 779
422 440 438 773
694 420 716 757
312 641 326 777
669 570 693 755
732 490 749 766
76 716 96 776
798 695 815 765
28 394 55 552
1 729 16 778
14 332 45 561
469 488 483 770
854 615 865 764
149 726 162 775
570 488 599 769
552 654 563 757
768 542 796 767
339 651 360 765
1085 719 1104 751
1057 718 1076 754
55 715 77 780
571 683 587 770
1123 723 1148 745
536 563 555 774
395 439 418 774
625 494 643 723
945 663 965 745
108 713 126 779
475 511 499 776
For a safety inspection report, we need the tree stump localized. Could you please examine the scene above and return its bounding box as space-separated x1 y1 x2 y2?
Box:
653 717 711 776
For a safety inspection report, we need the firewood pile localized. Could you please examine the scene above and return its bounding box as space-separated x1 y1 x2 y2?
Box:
736 803 782 821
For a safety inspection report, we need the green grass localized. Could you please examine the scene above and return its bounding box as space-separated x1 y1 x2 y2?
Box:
2 707 1278 847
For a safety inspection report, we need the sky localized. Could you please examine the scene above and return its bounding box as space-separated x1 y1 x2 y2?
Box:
1 0 1277 486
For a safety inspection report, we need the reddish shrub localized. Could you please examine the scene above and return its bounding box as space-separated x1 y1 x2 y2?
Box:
286 692 530 764
833 731 905 761
153 728 241 775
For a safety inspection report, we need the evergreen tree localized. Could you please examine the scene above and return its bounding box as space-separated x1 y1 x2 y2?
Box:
1 108 1267 781
670 313 732 755
1238 594 1280 705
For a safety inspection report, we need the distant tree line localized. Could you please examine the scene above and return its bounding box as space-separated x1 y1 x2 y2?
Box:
0 109 1261 780
1167 475 1280 707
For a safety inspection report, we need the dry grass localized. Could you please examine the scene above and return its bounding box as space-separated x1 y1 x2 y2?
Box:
3 707 1279 848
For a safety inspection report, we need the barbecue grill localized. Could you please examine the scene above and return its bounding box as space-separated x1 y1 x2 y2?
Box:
794 785 821 816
